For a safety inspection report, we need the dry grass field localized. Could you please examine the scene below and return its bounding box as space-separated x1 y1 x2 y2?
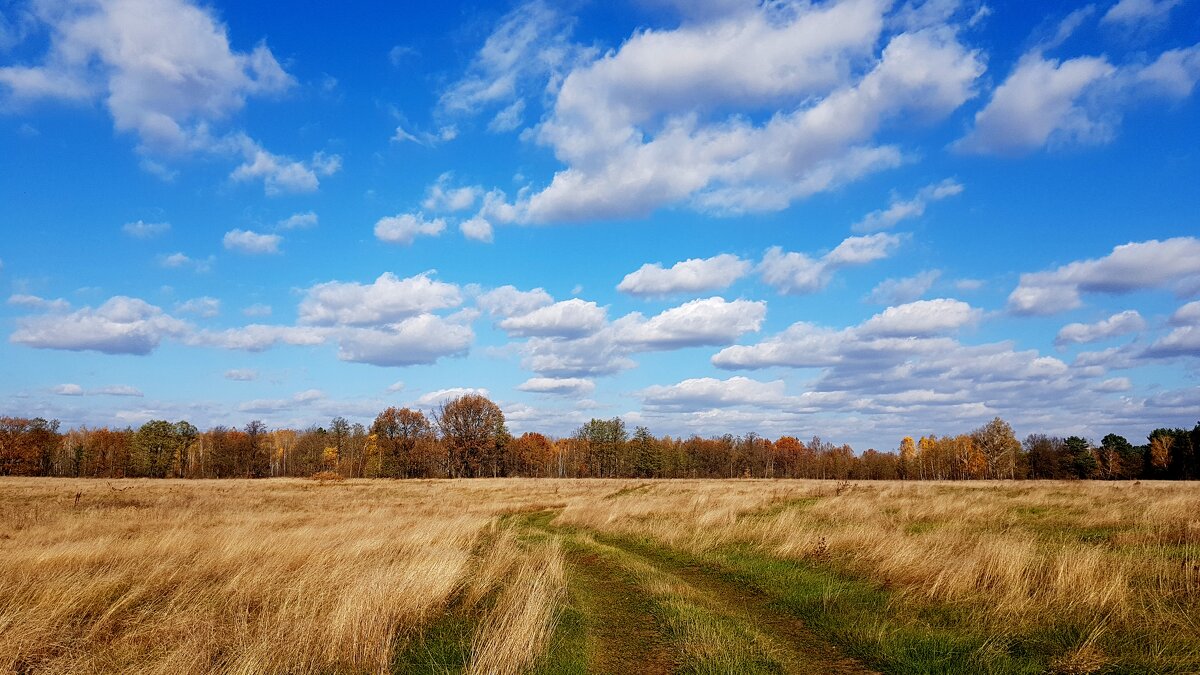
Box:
1 478 1198 674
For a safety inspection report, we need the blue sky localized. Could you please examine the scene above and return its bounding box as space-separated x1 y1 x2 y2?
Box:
2 0 1199 449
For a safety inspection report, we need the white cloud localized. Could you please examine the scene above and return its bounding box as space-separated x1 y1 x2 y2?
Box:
867 270 941 304
94 385 143 397
1096 377 1133 392
228 139 341 195
759 233 903 294
1143 326 1200 358
335 316 474 367
488 99 526 132
122 220 170 238
1170 301 1200 326
958 44 1200 154
174 296 220 318
0 0 292 151
160 252 213 272
11 296 188 355
440 1 588 118
374 213 446 245
415 387 490 406
498 299 607 338
852 179 963 232
299 272 461 326
189 325 326 352
1008 237 1200 315
52 383 84 396
858 298 981 337
476 285 553 317
639 376 790 411
460 216 494 243
386 381 406 393
422 174 482 212
617 254 750 297
7 294 70 311
242 303 272 317
1101 0 1182 27
239 389 328 414
225 369 258 381
520 332 637 378
0 0 335 194
277 212 318 230
616 296 765 350
223 229 281 255
517 377 595 397
504 4 983 222
1055 310 1146 346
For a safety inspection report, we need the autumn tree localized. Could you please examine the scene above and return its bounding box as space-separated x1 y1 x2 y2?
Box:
971 417 1021 479
0 417 60 476
434 395 508 478
372 407 435 478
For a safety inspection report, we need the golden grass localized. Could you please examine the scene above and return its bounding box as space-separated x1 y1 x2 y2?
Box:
1 477 1198 672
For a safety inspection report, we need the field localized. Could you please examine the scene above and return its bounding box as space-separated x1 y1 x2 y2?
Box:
1 478 1198 674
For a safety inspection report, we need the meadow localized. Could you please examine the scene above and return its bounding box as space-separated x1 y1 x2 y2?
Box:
1 478 1197 674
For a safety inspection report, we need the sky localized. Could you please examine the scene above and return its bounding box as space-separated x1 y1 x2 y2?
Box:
1 0 1199 450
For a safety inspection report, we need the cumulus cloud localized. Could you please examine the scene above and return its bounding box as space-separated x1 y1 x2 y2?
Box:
1008 237 1200 315
422 174 482 212
122 220 170 238
239 389 327 414
225 369 258 381
174 296 220 318
852 179 963 232
299 272 461 326
858 298 981 337
0 0 291 148
1170 301 1200 326
616 297 766 350
517 377 595 397
513 296 763 378
160 252 213 272
498 299 607 338
957 43 1200 154
0 0 336 194
277 212 318 230
52 383 84 396
460 216 494 243
639 376 790 411
1141 300 1200 358
1055 310 1146 346
11 296 188 355
7 294 70 311
867 270 941 304
415 387 489 406
228 139 341 195
759 233 903 294
476 285 554 317
188 325 326 352
374 213 446 245
335 315 473 367
223 229 281 255
491 2 983 222
617 254 750 297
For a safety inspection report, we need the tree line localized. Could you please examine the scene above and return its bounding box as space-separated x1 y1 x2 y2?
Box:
1 394 1198 480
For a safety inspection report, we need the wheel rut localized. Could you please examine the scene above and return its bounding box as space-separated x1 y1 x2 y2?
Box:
527 512 876 675
567 548 676 674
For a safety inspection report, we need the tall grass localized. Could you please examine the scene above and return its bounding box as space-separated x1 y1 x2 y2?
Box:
1 477 1198 672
